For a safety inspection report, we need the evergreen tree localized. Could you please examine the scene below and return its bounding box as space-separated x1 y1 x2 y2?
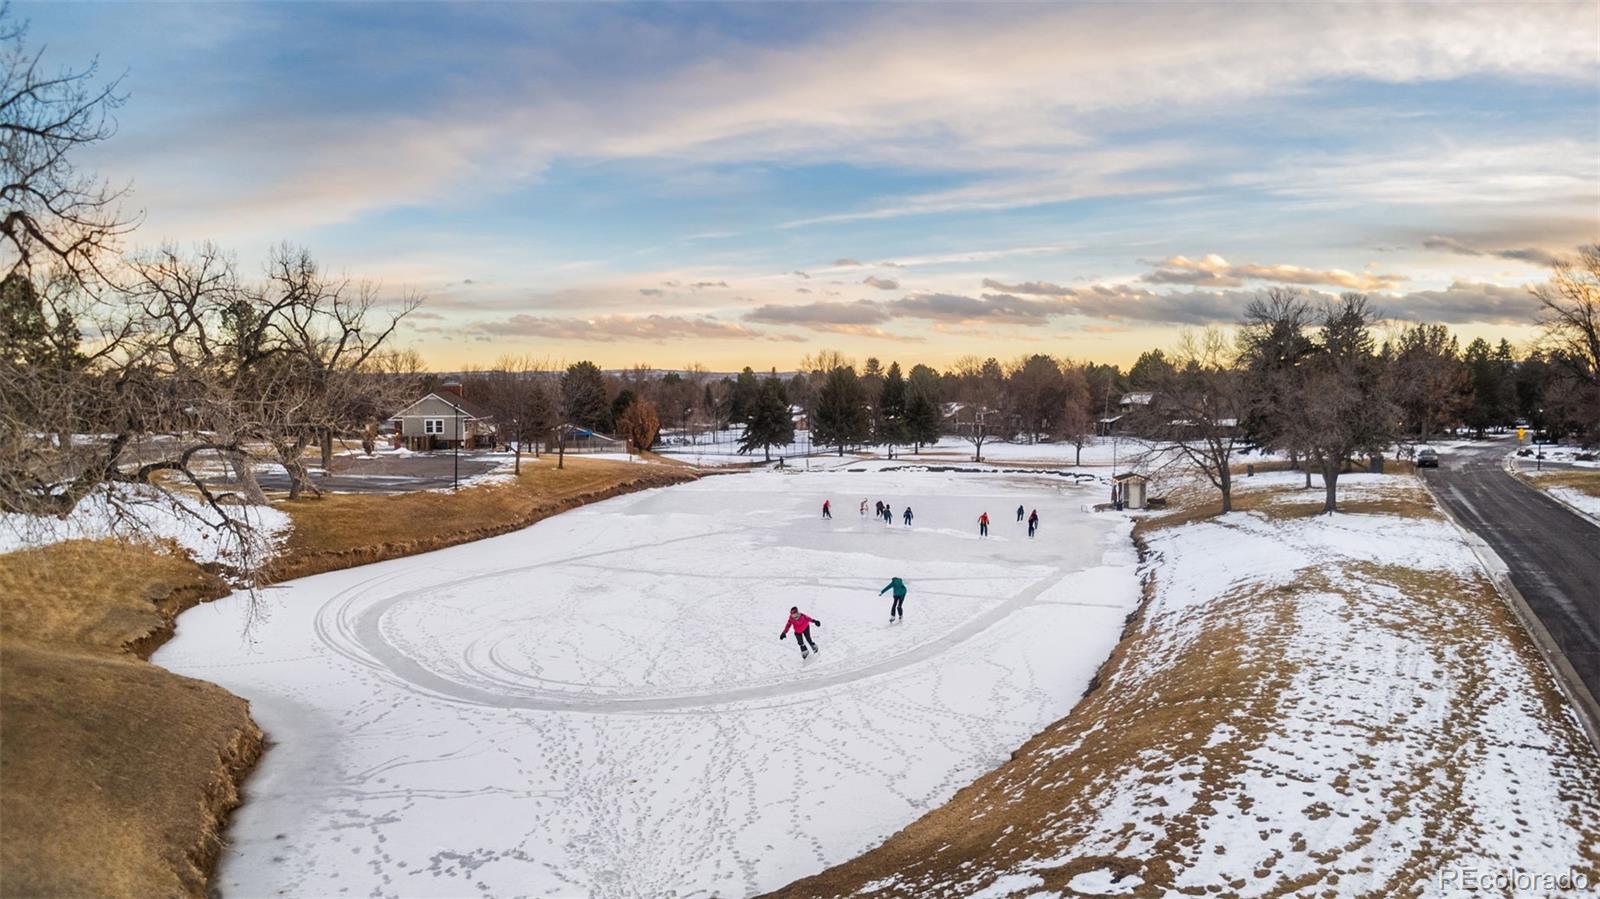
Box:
729 366 760 423
813 365 870 455
876 362 907 448
1128 349 1175 388
738 376 795 461
561 360 612 431
905 364 943 450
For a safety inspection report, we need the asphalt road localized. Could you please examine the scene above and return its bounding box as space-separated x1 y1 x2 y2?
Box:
1424 441 1600 716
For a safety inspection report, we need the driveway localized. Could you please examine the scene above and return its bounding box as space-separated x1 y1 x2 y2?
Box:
1423 440 1600 730
211 452 502 495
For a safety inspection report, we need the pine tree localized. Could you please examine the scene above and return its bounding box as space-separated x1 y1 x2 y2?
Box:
813 365 870 455
561 360 611 431
729 367 760 423
739 376 795 461
905 364 943 451
877 362 907 448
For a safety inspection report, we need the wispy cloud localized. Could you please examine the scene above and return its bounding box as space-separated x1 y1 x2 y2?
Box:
1140 254 1408 290
862 275 899 290
1422 235 1566 268
473 314 764 342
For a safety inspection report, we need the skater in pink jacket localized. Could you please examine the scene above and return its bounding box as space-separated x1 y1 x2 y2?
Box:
780 607 822 658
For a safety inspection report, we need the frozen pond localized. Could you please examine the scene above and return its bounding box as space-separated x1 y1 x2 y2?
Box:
155 468 1139 897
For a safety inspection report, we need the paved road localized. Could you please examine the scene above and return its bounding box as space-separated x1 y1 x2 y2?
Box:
1424 441 1600 716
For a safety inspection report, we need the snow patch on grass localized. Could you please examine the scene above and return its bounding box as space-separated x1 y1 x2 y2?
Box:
0 484 289 569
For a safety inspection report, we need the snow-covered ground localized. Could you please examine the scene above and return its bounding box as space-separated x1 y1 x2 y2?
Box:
0 484 289 567
154 469 1138 897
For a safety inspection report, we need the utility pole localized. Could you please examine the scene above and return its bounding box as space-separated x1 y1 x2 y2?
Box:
453 402 460 491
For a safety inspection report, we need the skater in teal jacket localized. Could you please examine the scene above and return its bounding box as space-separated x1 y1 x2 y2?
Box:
879 577 908 622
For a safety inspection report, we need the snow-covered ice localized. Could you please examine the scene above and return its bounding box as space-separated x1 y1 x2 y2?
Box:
154 468 1138 897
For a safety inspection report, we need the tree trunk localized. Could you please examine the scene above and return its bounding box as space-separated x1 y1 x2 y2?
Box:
513 444 521 475
1321 463 1339 513
837 444 844 456
557 431 565 470
764 446 771 462
1075 443 1082 466
1219 464 1232 513
320 429 334 470
228 451 269 505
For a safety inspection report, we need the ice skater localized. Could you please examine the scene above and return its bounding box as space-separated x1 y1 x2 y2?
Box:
902 506 914 526
860 498 868 516
1112 482 1123 511
879 576 908 622
875 500 884 518
883 504 893 524
1027 508 1039 538
780 607 821 658
978 511 989 537
822 499 832 519
1016 504 1025 522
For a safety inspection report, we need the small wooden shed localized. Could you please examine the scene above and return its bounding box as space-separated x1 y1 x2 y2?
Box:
1113 472 1149 510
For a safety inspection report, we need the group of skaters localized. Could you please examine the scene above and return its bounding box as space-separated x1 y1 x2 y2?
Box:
786 498 1040 660
824 498 1037 537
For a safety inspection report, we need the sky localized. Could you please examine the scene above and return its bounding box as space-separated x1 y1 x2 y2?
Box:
21 1 1600 371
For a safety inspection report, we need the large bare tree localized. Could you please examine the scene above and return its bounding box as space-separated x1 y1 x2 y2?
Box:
1533 243 1600 445
1134 329 1247 512
1 9 134 290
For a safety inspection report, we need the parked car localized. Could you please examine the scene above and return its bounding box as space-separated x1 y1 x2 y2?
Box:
1416 447 1439 468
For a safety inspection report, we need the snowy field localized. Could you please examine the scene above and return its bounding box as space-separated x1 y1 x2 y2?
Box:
154 468 1138 897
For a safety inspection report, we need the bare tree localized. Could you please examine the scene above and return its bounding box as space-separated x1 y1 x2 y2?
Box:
1133 329 1247 512
1533 243 1600 445
1385 322 1465 447
1 9 135 290
1054 362 1095 466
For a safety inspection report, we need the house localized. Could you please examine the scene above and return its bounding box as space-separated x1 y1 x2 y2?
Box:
788 405 809 431
389 381 496 451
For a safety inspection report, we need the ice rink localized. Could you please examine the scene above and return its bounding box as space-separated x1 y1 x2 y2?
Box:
155 467 1139 897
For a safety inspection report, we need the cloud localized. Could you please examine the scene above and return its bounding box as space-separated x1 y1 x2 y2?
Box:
791 270 811 279
472 314 763 342
638 288 665 296
980 278 1074 296
862 275 899 290
1140 254 1407 290
1384 280 1540 325
1422 235 1564 268
690 280 730 289
744 299 891 326
832 258 863 267
888 292 1067 325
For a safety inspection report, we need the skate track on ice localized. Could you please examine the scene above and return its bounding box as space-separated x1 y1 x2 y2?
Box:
318 532 1126 713
156 468 1141 897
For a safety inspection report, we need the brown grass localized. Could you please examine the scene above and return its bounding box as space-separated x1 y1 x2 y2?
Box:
1528 469 1600 499
0 455 696 898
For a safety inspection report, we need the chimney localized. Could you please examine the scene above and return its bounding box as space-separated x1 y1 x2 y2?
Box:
441 379 464 397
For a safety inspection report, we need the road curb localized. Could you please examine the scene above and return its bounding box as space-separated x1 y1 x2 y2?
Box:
1422 477 1600 753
